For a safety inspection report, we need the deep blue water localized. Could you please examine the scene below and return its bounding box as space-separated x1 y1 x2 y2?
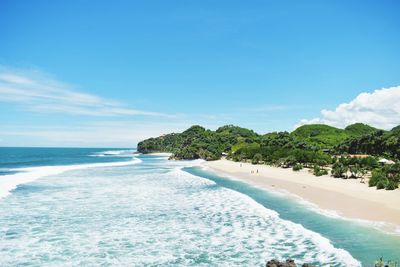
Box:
0 147 134 171
0 147 399 266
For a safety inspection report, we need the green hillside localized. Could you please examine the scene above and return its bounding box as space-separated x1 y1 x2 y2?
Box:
290 123 380 149
291 124 350 148
137 125 260 160
344 123 379 136
137 123 398 161
138 123 400 190
335 125 400 160
138 123 387 160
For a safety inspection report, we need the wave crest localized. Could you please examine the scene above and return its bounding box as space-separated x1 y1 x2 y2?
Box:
90 149 138 157
0 158 142 199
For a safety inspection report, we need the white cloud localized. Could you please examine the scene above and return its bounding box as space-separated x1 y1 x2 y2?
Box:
0 117 235 147
0 121 193 147
0 67 259 146
295 86 400 130
0 67 174 118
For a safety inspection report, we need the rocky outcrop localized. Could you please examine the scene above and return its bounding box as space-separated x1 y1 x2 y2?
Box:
266 259 296 267
266 259 315 267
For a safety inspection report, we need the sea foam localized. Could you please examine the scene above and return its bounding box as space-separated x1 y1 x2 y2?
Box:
171 168 361 266
90 149 138 157
0 157 142 199
0 155 362 266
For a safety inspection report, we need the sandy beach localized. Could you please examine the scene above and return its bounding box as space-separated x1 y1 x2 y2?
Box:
204 159 400 229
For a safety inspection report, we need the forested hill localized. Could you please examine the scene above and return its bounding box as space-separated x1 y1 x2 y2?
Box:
291 123 379 148
335 125 400 160
137 123 398 161
138 123 400 190
137 125 259 160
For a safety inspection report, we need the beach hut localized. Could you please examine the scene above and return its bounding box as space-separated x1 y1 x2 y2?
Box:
349 154 370 159
378 158 395 165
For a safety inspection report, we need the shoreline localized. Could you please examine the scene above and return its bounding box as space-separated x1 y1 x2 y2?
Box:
146 152 172 156
203 159 400 232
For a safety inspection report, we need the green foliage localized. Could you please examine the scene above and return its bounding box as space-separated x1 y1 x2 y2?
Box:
252 153 263 164
313 165 328 176
292 163 303 171
216 125 258 139
376 178 389 190
292 124 351 149
344 123 378 136
335 125 400 160
369 164 400 190
331 156 378 180
374 257 399 267
386 180 398 190
331 162 348 178
232 143 261 162
291 123 380 149
138 124 399 189
359 156 379 169
369 169 386 187
137 125 261 161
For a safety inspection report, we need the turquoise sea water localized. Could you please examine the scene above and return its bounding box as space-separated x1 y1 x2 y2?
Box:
0 148 399 266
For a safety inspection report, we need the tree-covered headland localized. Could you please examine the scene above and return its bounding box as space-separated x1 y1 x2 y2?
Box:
137 123 400 190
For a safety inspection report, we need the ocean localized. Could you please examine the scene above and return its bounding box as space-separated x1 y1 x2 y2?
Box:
0 147 399 266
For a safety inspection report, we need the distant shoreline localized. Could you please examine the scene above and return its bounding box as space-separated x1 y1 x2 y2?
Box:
203 159 400 233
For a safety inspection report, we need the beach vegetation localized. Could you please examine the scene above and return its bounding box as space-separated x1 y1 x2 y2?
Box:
331 163 348 178
374 257 399 267
313 165 328 176
292 163 303 171
252 153 263 164
138 123 399 189
369 164 400 190
335 125 400 160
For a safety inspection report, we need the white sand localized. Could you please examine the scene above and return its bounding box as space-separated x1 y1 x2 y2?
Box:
204 159 400 228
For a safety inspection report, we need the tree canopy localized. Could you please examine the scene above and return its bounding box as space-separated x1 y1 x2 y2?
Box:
137 123 400 190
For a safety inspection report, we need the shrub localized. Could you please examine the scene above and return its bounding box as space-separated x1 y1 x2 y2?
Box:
283 155 297 167
374 256 399 267
361 156 379 169
319 169 329 176
331 163 347 178
292 163 303 171
252 153 263 164
313 165 328 176
369 170 385 187
368 168 399 190
386 180 398 190
376 178 389 190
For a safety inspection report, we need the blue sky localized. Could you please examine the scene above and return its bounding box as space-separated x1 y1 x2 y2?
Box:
0 0 400 147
